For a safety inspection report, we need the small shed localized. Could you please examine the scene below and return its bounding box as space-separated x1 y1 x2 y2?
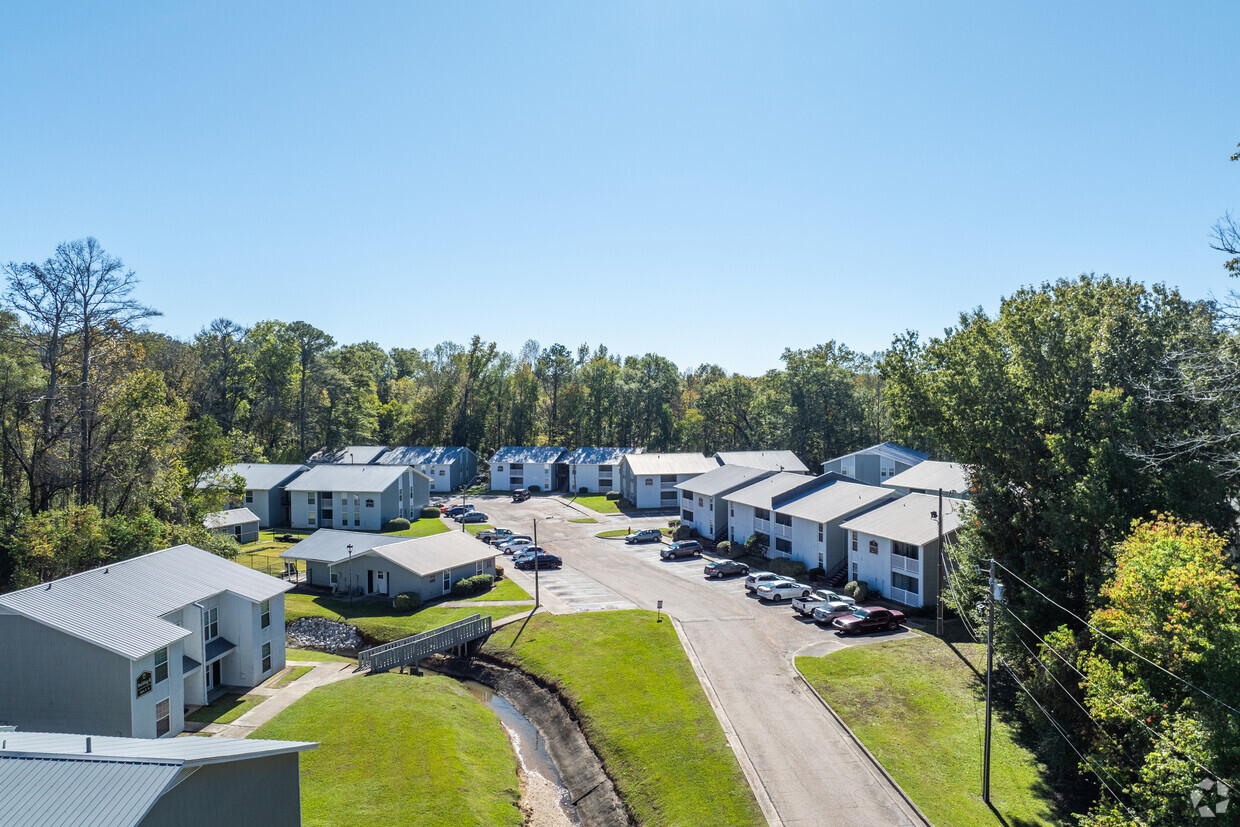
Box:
204 507 261 544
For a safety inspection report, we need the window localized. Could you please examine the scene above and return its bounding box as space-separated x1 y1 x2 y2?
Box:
354 515 360 526
775 513 791 526
682 510 694 524
851 531 858 551
682 489 691 500
234 525 242 539
244 490 253 504
262 641 272 673
155 699 170 737
869 539 879 554
818 523 824 542
510 476 523 486
660 474 676 484
154 647 168 683
775 538 792 553
330 572 339 586
496 465 504 472
892 541 919 560
308 513 316 525
340 493 348 504
307 493 316 504
476 560 485 575
261 600 271 629
852 562 858 580
365 498 375 508
203 606 218 641
892 572 919 594
353 494 360 506
697 497 704 507
645 478 653 485
439 469 446 476
730 504 734 516
509 463 523 471
755 508 770 521
660 489 677 501
841 459 856 478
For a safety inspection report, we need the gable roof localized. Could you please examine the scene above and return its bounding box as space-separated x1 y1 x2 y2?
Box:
0 546 292 660
364 531 496 576
883 460 971 496
0 731 316 764
714 451 809 474
375 446 475 466
489 446 568 464
284 463 428 493
675 465 777 497
621 453 720 476
307 445 388 465
560 447 642 465
773 479 896 523
839 493 969 546
198 463 309 491
823 442 928 467
279 528 410 565
203 508 259 530
723 472 824 509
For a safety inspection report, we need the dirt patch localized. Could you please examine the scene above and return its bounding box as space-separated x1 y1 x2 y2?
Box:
429 655 633 827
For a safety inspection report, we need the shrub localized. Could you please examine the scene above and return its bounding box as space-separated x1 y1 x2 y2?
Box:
767 559 807 577
844 580 870 601
527 485 540 493
844 580 860 596
451 574 495 598
807 566 826 581
743 533 769 557
672 524 694 541
421 506 441 518
715 540 737 558
494 563 504 579
382 518 411 532
605 491 621 501
668 518 681 528
392 592 420 612
578 486 589 494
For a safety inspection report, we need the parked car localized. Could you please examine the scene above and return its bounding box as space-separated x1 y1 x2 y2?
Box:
625 528 663 544
811 601 857 625
815 589 856 606
756 580 813 602
791 590 839 616
510 546 546 564
498 538 536 555
477 527 516 544
703 560 750 579
442 504 475 518
511 489 531 503
514 552 561 570
832 606 907 635
660 540 702 560
744 571 784 593
457 511 489 524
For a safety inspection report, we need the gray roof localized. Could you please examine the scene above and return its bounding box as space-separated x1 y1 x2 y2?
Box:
279 528 409 565
840 493 970 546
723 472 820 509
308 445 388 465
714 451 809 474
773 480 896 523
367 531 496 576
823 442 928 467
675 465 776 497
0 545 293 660
882 461 971 495
203 507 259 530
199 463 308 491
489 446 568 464
560 446 642 466
0 731 316 763
376 446 475 465
284 463 428 493
622 453 720 476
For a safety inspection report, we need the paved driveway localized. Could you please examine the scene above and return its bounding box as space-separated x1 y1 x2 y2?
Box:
472 495 926 827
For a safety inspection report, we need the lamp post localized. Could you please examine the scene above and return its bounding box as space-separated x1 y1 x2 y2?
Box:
346 543 354 604
934 488 944 636
532 519 540 609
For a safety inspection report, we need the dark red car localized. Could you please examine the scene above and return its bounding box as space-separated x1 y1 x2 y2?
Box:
832 606 906 635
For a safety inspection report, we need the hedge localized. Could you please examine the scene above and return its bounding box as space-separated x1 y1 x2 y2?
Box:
382 518 411 532
605 491 621 501
392 592 421 612
421 506 442 518
527 485 540 493
451 574 495 598
767 558 807 578
672 524 694 541
715 540 738 558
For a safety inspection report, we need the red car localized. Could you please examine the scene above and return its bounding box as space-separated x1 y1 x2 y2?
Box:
832 606 906 635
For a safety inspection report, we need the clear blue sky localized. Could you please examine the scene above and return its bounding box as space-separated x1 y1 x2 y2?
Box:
2 2 1237 374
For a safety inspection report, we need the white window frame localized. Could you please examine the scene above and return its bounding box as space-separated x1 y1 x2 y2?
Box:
260 599 271 629
155 699 170 737
154 647 168 684
261 641 272 673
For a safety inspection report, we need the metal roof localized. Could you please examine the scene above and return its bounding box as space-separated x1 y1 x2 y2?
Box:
488 446 568 464
307 445 388 465
202 508 259 530
198 463 309 491
882 461 971 495
0 730 317 764
621 453 721 476
773 480 895 523
723 472 821 509
367 531 496 576
0 753 180 827
823 442 928 467
0 545 293 660
839 493 970 546
560 446 642 465
714 451 809 473
279 528 409 564
284 463 427 493
375 446 475 465
675 465 777 497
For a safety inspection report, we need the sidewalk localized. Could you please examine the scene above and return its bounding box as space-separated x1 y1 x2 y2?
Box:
197 661 356 738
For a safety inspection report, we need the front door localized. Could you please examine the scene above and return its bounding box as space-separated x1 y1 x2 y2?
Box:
213 661 221 688
367 569 374 593
377 570 388 596
205 663 214 692
442 572 452 594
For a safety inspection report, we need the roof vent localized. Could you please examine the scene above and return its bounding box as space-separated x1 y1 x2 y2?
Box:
86 737 92 753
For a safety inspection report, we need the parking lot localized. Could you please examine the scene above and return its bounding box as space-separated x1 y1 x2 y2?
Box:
446 493 926 827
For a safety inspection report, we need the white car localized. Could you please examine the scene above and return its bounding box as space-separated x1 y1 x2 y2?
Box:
756 580 812 602
811 601 857 624
498 538 536 555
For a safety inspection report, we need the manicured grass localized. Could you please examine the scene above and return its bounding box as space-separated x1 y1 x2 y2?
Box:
285 592 529 643
274 665 313 687
484 610 763 827
568 517 598 523
252 674 522 827
186 694 262 724
570 494 622 513
382 518 450 538
464 523 493 535
796 634 1057 827
286 648 355 663
456 578 531 602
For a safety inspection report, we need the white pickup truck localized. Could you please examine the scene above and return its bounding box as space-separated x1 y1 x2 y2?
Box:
792 589 857 617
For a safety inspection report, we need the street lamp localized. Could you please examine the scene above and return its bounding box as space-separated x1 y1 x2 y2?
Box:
346 543 354 604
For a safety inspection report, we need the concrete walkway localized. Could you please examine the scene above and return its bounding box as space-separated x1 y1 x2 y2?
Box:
438 599 535 607
200 661 356 738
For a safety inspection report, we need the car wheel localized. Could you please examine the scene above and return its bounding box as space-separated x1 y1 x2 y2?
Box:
773 594 782 602
888 621 899 631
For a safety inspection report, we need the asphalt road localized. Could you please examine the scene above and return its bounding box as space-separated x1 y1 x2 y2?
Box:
462 494 927 827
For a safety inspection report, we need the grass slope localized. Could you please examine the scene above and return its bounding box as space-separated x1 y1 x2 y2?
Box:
186 695 261 724
252 674 522 827
569 495 621 514
484 610 763 827
456 578 531 602
796 634 1057 827
285 593 528 643
286 648 355 663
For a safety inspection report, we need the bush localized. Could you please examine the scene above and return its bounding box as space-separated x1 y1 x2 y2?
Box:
527 485 540 493
672 524 694 541
715 540 738 558
421 506 441 518
451 574 495 598
767 558 807 578
807 566 826 581
605 491 621 501
392 592 420 612
494 563 504 579
578 486 589 494
668 518 681 528
382 518 411 532
844 580 870 601
743 533 768 557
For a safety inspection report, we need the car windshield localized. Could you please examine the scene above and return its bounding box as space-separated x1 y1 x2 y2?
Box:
853 609 870 618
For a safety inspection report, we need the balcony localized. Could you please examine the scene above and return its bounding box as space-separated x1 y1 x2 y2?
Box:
754 518 770 532
773 523 792 539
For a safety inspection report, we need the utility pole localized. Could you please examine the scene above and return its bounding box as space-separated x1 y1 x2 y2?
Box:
935 488 945 636
533 519 540 609
983 557 996 803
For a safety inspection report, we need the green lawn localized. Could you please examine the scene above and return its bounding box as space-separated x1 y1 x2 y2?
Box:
569 494 622 513
285 592 529 643
456 578 531 602
382 518 450 538
286 648 355 663
796 633 1058 827
484 610 763 827
186 694 262 724
568 517 598 523
596 527 672 539
252 674 522 827
273 665 313 687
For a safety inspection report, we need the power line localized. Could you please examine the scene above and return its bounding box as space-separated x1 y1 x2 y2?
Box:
992 559 1240 719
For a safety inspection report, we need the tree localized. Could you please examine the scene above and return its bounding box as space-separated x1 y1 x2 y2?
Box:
536 343 575 444
286 321 335 457
1209 142 1240 275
